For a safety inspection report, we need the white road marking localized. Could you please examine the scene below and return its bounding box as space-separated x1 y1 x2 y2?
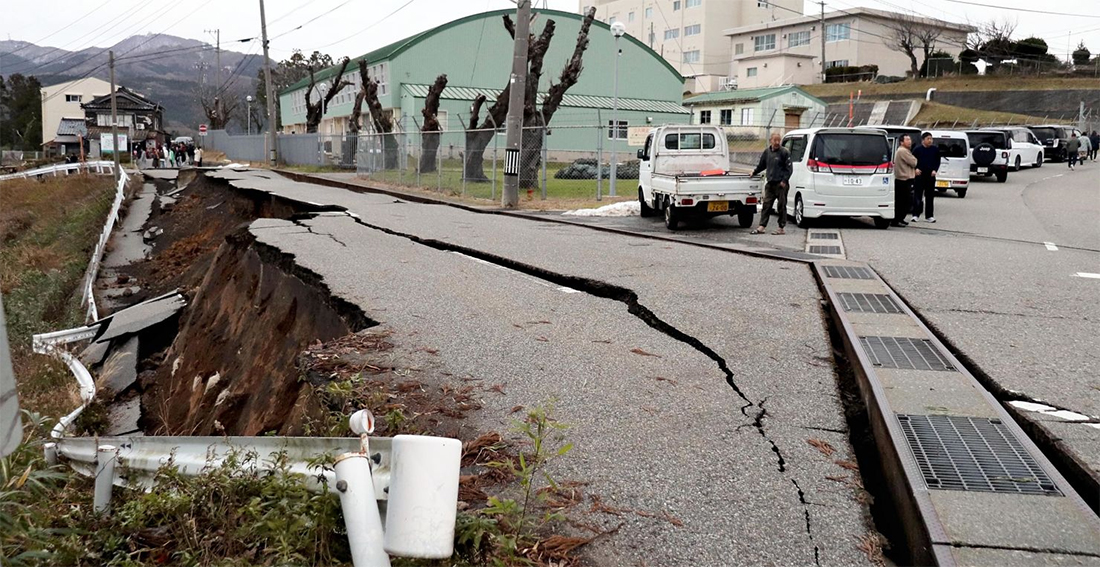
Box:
1076 272 1100 279
1044 242 1058 251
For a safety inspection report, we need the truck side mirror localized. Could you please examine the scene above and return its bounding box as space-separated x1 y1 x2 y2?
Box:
637 149 645 160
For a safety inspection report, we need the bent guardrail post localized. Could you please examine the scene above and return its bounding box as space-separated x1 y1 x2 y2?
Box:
337 410 390 567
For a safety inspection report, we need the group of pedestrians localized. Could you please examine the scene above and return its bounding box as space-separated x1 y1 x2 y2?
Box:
132 141 202 169
892 132 940 226
1066 131 1100 170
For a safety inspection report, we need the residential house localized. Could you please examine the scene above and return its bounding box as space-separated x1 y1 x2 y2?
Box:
683 85 826 138
40 77 111 155
724 7 973 88
81 87 166 156
583 0 805 93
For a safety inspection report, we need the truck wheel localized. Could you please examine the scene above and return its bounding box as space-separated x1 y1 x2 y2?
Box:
1035 153 1043 168
956 188 967 198
639 188 656 217
995 171 1007 183
874 217 891 230
664 202 679 230
738 208 755 228
795 195 811 228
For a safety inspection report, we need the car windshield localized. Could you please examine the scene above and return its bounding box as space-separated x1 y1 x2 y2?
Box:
1031 127 1057 141
813 134 890 166
967 132 1007 149
934 138 968 158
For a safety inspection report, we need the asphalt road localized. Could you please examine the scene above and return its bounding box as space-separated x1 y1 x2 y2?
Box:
211 170 874 566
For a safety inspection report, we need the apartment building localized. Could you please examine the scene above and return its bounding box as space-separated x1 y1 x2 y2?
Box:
724 7 972 89
40 77 111 151
583 0 805 92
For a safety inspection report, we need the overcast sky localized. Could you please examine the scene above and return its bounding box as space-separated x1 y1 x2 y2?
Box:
2 0 1097 63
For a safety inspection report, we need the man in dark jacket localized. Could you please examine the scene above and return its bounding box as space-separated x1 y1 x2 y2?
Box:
1066 133 1081 170
1090 131 1099 161
750 132 794 235
911 132 941 223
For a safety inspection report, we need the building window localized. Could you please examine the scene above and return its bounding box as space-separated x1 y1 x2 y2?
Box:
826 22 851 42
746 67 758 77
645 6 653 18
720 109 732 125
607 120 628 140
609 15 617 24
826 59 850 68
96 114 133 127
628 11 635 22
699 110 711 124
758 1 769 6
741 108 755 125
673 0 681 10
686 0 701 7
664 28 679 40
683 50 700 63
788 30 810 48
754 33 776 52
684 24 701 36
65 94 82 102
735 43 744 55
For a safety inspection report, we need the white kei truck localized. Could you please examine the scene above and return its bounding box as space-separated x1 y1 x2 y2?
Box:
636 125 763 230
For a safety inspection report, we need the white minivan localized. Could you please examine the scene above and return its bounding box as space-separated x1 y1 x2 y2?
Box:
926 130 971 198
988 127 1044 170
782 128 894 229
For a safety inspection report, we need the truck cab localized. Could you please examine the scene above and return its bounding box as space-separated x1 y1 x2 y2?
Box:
637 125 761 230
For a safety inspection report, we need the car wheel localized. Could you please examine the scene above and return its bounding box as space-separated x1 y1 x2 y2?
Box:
1014 156 1022 171
957 188 967 198
738 208 755 228
1035 153 1043 168
873 217 891 230
664 201 679 230
639 188 656 217
795 195 810 228
995 171 1008 183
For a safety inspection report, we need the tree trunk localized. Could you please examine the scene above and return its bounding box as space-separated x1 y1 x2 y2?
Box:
419 74 448 173
305 58 351 134
363 71 399 170
908 52 920 78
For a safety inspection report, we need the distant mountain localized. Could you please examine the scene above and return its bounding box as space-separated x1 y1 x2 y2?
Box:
0 34 266 135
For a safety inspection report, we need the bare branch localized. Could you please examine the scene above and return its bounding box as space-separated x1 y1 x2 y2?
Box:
542 6 595 124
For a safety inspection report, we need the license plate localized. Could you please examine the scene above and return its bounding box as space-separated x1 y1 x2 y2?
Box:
936 180 949 188
977 167 988 173
841 176 864 186
707 201 729 212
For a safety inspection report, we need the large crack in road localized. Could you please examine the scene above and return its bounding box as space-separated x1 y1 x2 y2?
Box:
307 210 824 565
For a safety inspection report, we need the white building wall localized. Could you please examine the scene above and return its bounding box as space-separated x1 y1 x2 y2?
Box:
40 77 112 145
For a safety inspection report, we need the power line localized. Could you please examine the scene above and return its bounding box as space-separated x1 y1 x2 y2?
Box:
944 0 1100 19
311 0 418 51
270 0 357 41
2 0 113 56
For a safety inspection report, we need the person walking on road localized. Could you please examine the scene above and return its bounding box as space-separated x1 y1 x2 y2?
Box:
1066 133 1081 170
195 146 203 168
893 134 917 227
1089 131 1099 161
749 132 794 235
911 132 941 223
1079 134 1092 164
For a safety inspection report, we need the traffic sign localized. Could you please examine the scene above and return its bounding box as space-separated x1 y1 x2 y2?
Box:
199 124 208 133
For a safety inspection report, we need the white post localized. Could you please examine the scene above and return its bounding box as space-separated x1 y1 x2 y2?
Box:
43 442 58 466
610 25 625 197
94 444 117 513
383 435 462 558
335 452 390 567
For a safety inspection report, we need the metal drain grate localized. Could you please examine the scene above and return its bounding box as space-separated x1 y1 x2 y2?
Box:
839 293 902 314
897 414 1062 496
823 265 874 280
810 232 839 240
859 336 955 371
809 245 842 255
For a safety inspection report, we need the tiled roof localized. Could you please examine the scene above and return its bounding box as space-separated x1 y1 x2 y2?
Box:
57 118 87 136
402 84 690 114
683 86 826 107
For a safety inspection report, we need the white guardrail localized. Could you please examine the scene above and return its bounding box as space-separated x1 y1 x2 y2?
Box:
29 167 462 563
0 160 116 182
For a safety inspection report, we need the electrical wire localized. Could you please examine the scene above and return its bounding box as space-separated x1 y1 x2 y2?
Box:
310 0 418 51
944 0 1100 19
3 0 114 56
270 0 357 41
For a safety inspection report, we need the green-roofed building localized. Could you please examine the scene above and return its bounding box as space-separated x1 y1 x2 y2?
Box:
682 86 827 138
277 8 689 152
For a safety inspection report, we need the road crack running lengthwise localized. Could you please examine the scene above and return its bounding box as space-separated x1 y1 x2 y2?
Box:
299 211 821 566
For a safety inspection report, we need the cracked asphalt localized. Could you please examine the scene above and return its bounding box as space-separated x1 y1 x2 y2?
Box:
210 169 874 566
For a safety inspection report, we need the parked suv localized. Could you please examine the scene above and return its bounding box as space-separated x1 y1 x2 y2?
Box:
964 130 1010 182
989 127 1044 170
1027 125 1078 162
927 130 970 198
782 128 894 229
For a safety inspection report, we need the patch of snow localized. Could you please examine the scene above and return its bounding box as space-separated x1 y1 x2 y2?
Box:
1009 401 1056 413
563 201 640 217
1042 410 1089 422
1087 424 1100 430
557 286 582 294
221 163 249 169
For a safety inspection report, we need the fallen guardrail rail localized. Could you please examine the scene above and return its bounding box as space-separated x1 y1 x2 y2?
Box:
0 160 116 182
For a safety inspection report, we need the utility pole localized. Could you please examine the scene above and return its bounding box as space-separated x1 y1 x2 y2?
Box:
109 51 120 182
818 1 827 83
502 0 530 208
206 29 221 128
259 0 277 165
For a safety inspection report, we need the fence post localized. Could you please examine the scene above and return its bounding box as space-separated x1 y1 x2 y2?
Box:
541 126 548 200
765 109 778 139
597 122 604 201
492 133 498 202
437 130 442 193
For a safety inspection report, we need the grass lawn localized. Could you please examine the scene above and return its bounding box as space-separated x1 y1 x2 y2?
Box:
909 101 1053 128
802 76 1100 99
0 174 116 418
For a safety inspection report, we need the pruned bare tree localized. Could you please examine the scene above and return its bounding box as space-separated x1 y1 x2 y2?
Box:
304 57 351 133
967 18 1017 67
419 74 448 173
883 15 943 78
360 63 399 169
199 92 241 130
464 7 596 185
